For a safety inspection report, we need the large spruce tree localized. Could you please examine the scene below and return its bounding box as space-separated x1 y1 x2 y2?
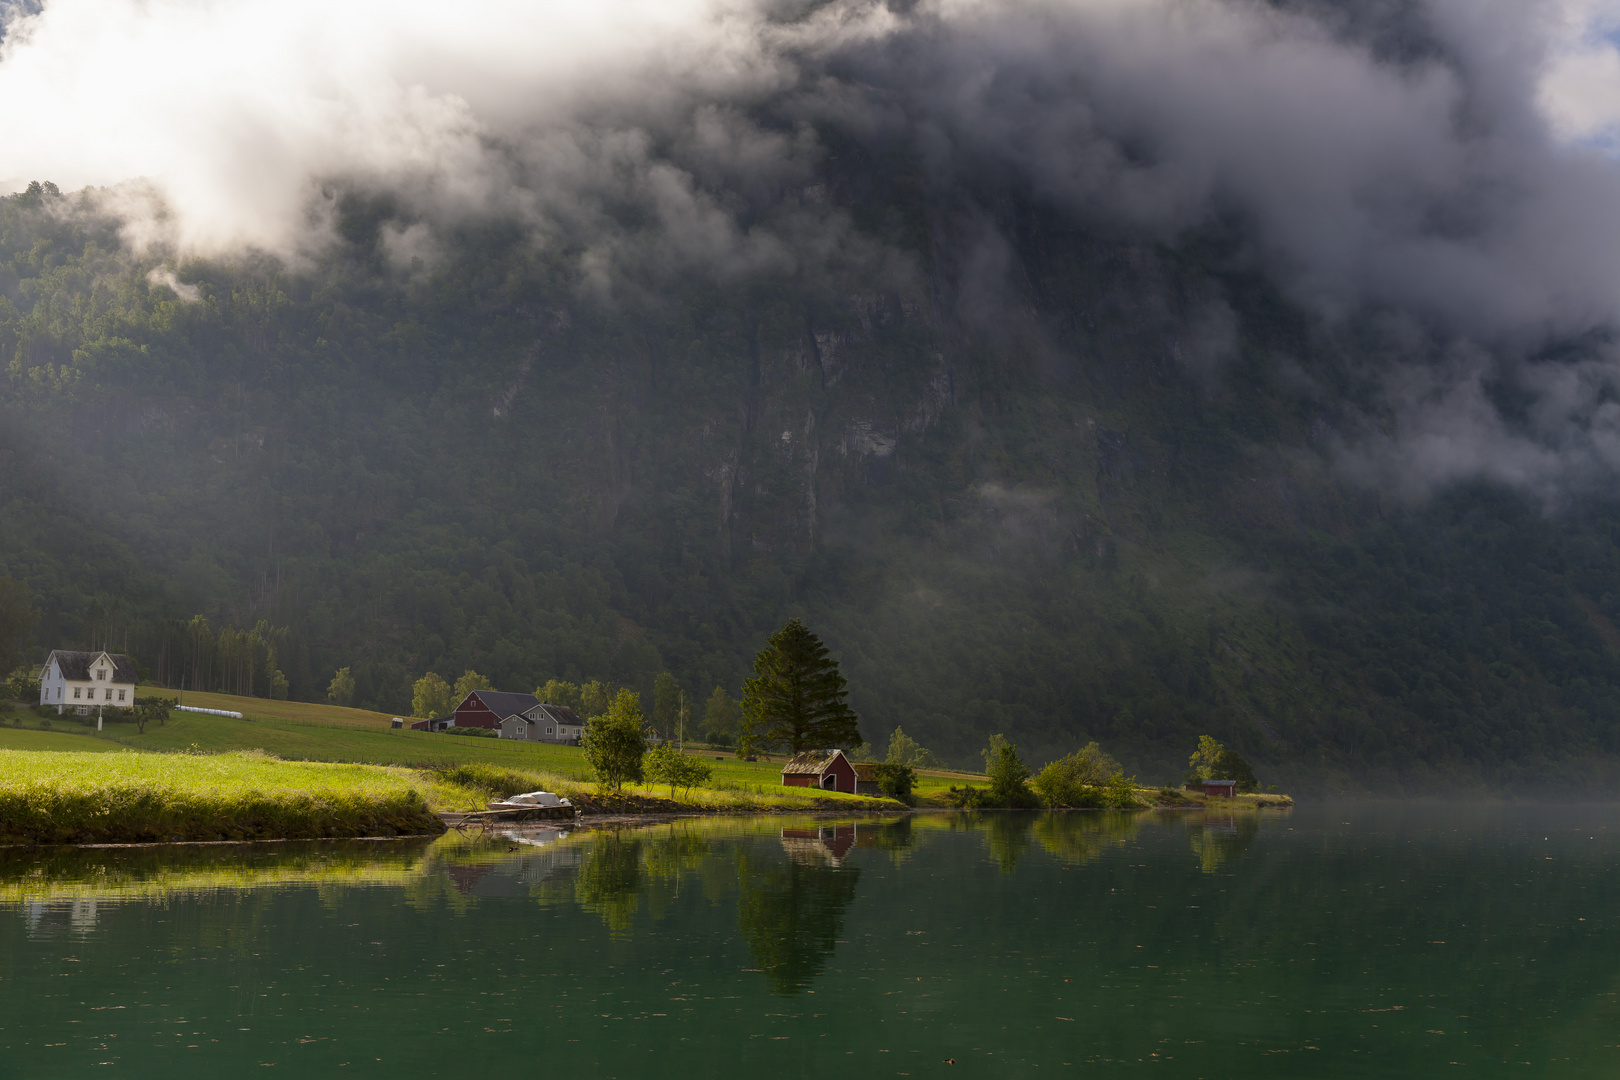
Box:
741 619 862 752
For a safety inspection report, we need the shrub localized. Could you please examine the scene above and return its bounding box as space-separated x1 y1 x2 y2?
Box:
445 726 495 738
3 668 40 702
644 744 714 798
1099 772 1142 808
872 761 917 804
946 784 991 809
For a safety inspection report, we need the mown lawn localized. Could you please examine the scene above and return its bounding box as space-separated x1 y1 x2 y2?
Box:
161 689 400 729
0 726 128 753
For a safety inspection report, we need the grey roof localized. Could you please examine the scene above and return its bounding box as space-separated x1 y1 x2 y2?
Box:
782 749 845 775
45 650 138 684
537 703 585 725
460 690 542 719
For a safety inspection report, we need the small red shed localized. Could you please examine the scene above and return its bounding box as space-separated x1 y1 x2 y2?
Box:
1201 779 1238 798
781 749 859 794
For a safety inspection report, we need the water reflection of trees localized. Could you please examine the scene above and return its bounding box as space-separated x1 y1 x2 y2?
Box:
1185 813 1259 873
979 812 1038 872
536 819 912 977
736 846 861 995
963 811 1144 873
1033 812 1142 865
572 831 646 935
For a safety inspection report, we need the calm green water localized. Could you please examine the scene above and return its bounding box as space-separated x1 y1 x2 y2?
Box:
1 805 1618 1078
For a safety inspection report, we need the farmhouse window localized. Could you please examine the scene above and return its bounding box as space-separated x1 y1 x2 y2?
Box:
73 687 81 699
118 690 126 702
105 689 113 701
96 669 105 680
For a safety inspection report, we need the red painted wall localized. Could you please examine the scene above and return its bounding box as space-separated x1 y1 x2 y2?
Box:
783 774 814 787
453 696 501 730
824 755 857 793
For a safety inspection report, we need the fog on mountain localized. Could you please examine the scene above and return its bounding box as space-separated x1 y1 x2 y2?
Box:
5 0 1620 787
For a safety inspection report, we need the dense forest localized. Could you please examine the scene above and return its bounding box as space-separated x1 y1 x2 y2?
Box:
3 142 1620 790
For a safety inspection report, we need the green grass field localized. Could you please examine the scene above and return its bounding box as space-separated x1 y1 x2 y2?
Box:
5 691 921 803
0 748 443 843
2 695 1293 813
0 691 910 819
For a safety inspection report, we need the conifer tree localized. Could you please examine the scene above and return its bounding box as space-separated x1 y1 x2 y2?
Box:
741 618 862 752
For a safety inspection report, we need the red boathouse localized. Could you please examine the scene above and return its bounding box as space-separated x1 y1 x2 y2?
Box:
780 749 859 794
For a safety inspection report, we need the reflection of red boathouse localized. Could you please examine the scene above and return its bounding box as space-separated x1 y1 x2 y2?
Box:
780 823 860 866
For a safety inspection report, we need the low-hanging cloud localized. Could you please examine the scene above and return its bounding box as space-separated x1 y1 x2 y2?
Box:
10 0 1620 499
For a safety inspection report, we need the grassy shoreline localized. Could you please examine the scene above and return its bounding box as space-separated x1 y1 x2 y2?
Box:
0 749 445 845
0 692 1287 840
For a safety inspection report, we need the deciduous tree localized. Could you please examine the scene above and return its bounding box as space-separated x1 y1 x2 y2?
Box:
884 726 941 769
983 736 1038 808
132 695 177 734
411 672 454 718
1187 735 1259 792
741 619 861 752
581 689 647 790
580 679 612 720
327 667 355 707
536 679 582 714
453 670 492 702
1032 742 1124 807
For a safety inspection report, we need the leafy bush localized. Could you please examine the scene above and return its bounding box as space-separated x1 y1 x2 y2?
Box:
3 666 40 703
644 744 714 798
871 761 917 803
1032 742 1123 807
945 784 991 809
1099 772 1143 808
445 726 495 738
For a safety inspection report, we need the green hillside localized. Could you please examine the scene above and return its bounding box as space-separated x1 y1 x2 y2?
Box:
4 171 1620 791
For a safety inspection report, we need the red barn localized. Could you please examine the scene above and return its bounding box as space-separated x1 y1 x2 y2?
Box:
781 749 859 794
1201 779 1238 798
452 690 544 730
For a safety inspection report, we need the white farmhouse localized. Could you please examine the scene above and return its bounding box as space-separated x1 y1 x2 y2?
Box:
39 650 139 716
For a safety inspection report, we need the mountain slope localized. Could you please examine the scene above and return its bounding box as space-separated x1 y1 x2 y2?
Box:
3 168 1620 788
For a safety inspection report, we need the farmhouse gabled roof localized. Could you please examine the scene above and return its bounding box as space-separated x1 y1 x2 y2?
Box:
462 690 542 719
44 650 138 684
537 703 585 725
781 749 845 775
